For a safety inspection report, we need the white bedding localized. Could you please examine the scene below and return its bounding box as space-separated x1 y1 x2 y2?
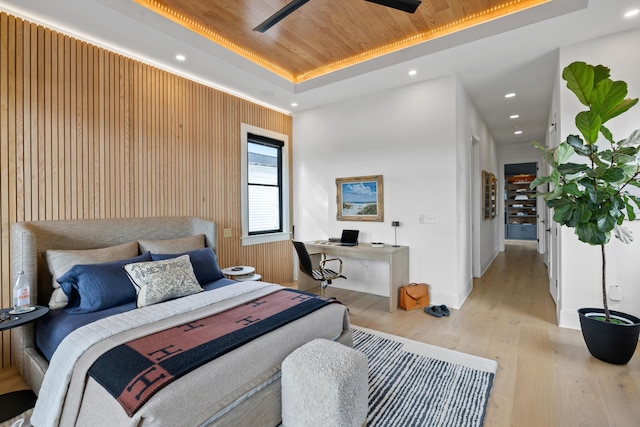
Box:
31 281 281 427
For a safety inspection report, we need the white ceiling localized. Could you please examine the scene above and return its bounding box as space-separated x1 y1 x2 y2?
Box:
1 0 640 145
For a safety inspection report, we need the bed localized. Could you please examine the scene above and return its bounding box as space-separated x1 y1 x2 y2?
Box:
10 216 352 426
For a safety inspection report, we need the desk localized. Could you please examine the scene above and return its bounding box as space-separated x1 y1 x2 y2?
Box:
303 242 409 312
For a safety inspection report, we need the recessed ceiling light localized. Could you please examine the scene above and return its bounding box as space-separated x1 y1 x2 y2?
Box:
625 9 639 18
175 54 186 61
510 114 520 119
514 130 523 135
408 70 417 76
291 102 298 107
505 92 516 98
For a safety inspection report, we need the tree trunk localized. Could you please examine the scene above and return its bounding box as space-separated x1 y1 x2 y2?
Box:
601 244 610 322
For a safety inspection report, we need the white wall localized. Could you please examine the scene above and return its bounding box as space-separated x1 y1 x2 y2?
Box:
293 75 499 309
457 80 501 280
556 28 640 328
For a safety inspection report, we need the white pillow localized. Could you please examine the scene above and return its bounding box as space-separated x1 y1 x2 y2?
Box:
124 255 203 308
45 241 139 309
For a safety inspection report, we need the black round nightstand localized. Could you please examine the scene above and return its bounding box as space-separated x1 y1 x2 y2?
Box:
0 305 48 422
0 305 49 331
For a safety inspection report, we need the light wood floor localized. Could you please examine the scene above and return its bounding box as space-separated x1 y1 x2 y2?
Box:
322 240 640 427
1 241 639 426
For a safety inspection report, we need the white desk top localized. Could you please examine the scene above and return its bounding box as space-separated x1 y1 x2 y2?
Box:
305 241 408 254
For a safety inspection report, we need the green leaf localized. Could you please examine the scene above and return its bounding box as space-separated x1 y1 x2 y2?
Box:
592 64 611 87
600 167 625 182
529 175 550 189
556 141 575 164
620 129 640 146
563 62 594 106
599 150 615 162
596 214 616 232
553 203 575 224
561 182 581 196
621 165 640 179
533 141 558 169
603 97 639 122
574 204 592 223
558 163 589 174
566 134 591 156
625 197 636 222
576 222 609 245
576 111 602 144
591 80 627 123
616 146 639 157
601 126 615 144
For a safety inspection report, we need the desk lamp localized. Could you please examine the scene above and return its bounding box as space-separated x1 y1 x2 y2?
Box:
392 221 400 247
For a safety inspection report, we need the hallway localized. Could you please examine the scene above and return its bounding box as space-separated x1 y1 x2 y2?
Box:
324 240 640 427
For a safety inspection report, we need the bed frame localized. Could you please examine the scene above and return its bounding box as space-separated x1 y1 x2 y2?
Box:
11 216 352 426
10 216 218 394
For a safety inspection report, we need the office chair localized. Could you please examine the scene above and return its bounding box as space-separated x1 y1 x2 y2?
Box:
292 241 346 297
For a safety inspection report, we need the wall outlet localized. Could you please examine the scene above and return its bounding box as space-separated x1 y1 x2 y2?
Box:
609 285 623 301
223 228 232 238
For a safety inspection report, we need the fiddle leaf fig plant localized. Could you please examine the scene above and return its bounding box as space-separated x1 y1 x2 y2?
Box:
531 61 640 322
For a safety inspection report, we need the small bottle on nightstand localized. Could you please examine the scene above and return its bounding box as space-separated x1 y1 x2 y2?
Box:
13 270 31 313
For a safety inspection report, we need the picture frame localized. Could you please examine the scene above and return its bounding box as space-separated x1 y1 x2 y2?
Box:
336 175 384 222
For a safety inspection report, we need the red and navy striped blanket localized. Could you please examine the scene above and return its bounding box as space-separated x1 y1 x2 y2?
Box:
88 289 335 416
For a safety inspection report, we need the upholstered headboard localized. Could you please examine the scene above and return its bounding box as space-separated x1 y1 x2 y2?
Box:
10 216 216 391
11 216 216 307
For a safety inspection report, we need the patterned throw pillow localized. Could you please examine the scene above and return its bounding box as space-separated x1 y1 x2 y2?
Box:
124 255 203 308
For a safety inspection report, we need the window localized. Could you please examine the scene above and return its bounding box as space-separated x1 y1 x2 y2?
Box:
248 134 283 234
241 124 290 245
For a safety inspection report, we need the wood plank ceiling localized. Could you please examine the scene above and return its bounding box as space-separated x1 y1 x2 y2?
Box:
134 0 549 83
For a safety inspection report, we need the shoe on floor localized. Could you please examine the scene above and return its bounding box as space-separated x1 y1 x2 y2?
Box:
424 305 443 318
439 304 450 316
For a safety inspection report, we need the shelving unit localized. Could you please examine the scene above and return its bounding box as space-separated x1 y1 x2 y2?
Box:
505 174 537 240
482 171 497 220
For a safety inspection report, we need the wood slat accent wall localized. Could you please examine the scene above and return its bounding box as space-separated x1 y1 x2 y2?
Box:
0 12 294 368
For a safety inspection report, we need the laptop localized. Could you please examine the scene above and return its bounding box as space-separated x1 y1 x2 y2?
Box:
339 229 360 246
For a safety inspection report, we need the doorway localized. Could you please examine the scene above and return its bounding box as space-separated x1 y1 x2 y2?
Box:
504 162 537 241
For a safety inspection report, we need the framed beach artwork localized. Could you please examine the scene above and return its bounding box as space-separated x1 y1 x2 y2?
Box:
336 175 384 222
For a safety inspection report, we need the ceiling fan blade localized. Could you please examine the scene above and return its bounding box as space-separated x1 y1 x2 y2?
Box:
365 0 421 13
254 0 311 33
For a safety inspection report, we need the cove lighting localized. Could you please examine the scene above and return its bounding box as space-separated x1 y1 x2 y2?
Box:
505 92 516 98
510 114 520 119
625 9 639 18
175 54 186 61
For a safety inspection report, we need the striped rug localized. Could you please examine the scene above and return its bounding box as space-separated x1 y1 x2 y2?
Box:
352 326 498 427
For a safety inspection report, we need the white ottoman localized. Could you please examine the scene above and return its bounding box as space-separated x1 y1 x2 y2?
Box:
281 338 368 427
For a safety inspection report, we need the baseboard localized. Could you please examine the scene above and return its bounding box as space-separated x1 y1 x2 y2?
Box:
558 308 581 330
480 246 499 277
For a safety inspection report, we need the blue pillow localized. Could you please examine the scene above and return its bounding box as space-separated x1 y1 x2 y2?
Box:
151 247 224 285
58 252 152 314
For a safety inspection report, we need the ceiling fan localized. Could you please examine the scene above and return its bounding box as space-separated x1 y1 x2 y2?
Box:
253 0 422 33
